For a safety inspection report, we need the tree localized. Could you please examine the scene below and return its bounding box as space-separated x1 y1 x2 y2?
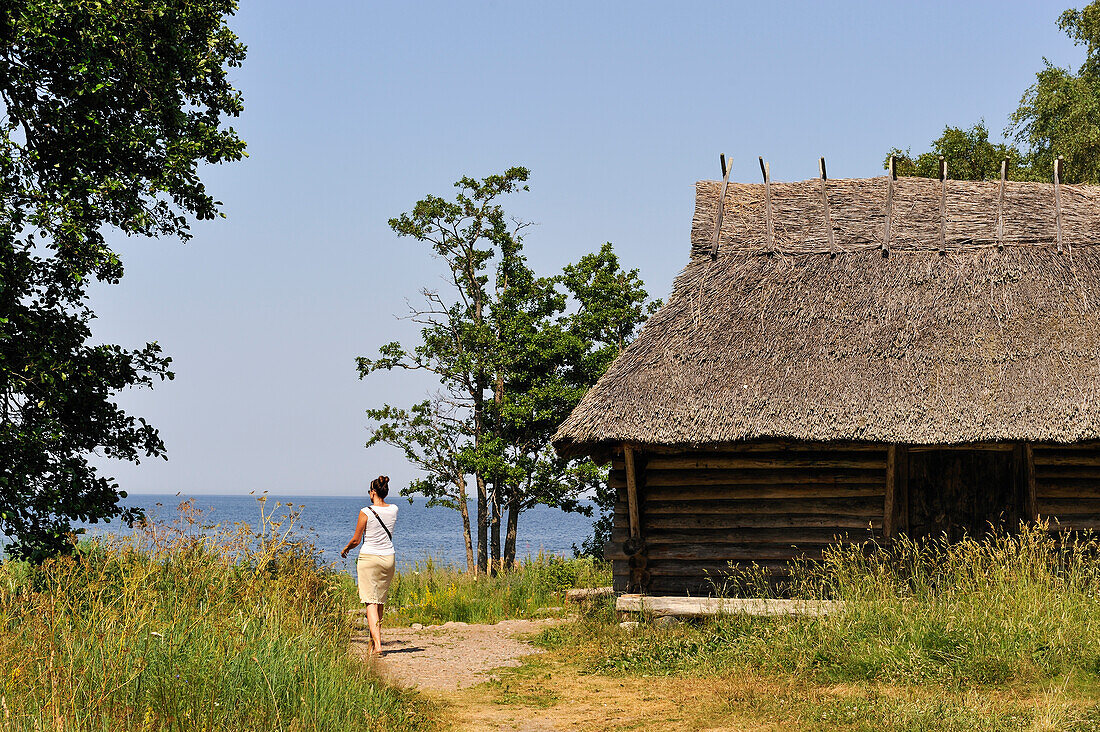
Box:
559 244 660 559
1010 3 1100 183
359 168 531 573
365 399 476 571
486 238 658 567
0 1 246 561
360 172 658 572
890 2 1100 184
887 123 1027 181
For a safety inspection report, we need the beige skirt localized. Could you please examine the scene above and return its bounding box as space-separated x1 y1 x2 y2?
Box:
356 553 396 604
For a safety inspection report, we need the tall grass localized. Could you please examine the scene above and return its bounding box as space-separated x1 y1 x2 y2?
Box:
570 524 1100 686
0 498 435 731
379 554 610 626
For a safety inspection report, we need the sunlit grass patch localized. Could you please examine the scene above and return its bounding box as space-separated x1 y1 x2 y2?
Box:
0 498 436 732
375 553 611 626
575 525 1100 687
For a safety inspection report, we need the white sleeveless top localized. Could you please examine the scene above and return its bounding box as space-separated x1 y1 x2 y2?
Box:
358 503 398 556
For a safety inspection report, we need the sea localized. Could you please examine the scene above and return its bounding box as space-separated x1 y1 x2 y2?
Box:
0 494 598 571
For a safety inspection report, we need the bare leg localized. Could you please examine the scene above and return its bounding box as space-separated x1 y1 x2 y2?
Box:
366 603 383 654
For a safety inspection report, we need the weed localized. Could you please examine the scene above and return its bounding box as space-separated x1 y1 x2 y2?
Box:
0 498 436 731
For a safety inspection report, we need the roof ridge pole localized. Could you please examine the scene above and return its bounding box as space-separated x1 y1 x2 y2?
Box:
1054 155 1064 255
819 157 837 255
938 156 948 255
883 155 896 257
759 156 774 252
711 153 733 261
997 158 1007 250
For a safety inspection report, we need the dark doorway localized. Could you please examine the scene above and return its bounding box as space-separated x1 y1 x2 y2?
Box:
907 449 1018 541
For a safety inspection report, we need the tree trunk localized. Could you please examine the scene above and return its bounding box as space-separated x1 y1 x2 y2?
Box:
504 491 520 568
456 476 475 573
490 482 501 575
475 472 488 574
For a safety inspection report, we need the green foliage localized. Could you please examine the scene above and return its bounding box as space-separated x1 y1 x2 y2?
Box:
379 553 610 626
0 0 247 560
359 170 657 571
888 123 1027 181
571 525 1100 686
1010 3 1100 183
0 501 433 731
891 1 1100 184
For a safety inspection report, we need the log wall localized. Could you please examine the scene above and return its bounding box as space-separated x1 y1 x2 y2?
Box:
1032 444 1100 531
606 445 887 595
602 442 1100 596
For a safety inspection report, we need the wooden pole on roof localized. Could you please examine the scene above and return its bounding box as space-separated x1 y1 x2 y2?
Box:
883 156 896 255
996 158 1007 250
1054 156 1064 254
819 157 837 254
711 154 733 260
759 156 774 252
938 156 948 254
624 445 641 539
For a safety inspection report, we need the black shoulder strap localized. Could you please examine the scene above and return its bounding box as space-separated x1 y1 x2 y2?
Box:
365 506 393 542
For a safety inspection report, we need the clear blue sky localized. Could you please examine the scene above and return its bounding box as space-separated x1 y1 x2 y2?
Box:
90 1 1079 496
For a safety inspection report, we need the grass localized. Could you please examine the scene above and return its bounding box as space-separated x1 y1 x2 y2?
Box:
358 553 611 626
0 498 436 732
524 524 1100 730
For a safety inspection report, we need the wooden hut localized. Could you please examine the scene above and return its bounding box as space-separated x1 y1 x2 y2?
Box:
552 162 1100 596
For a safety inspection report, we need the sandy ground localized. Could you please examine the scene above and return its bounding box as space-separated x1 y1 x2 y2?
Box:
352 618 561 691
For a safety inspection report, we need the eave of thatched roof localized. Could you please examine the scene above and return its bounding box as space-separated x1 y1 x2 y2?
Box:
553 175 1100 459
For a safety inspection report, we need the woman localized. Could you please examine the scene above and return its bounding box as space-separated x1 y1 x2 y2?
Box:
341 475 398 655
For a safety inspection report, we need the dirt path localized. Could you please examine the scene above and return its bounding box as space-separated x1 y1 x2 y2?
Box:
356 621 1100 731
352 618 561 691
352 619 754 731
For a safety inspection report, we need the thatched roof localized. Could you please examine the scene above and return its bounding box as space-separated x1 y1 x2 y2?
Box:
554 175 1100 459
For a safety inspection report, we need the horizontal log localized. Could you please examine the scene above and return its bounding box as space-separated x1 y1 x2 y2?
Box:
643 559 798 576
1035 498 1100 515
642 514 881 531
611 477 885 495
1034 483 1100 499
1031 442 1100 451
605 545 824 562
1038 516 1100 531
1033 453 1100 467
607 538 841 562
644 469 886 488
645 578 725 595
645 456 887 471
907 443 1015 452
611 525 876 544
647 544 830 560
1034 467 1100 480
616 594 840 617
637 497 884 517
623 485 884 501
